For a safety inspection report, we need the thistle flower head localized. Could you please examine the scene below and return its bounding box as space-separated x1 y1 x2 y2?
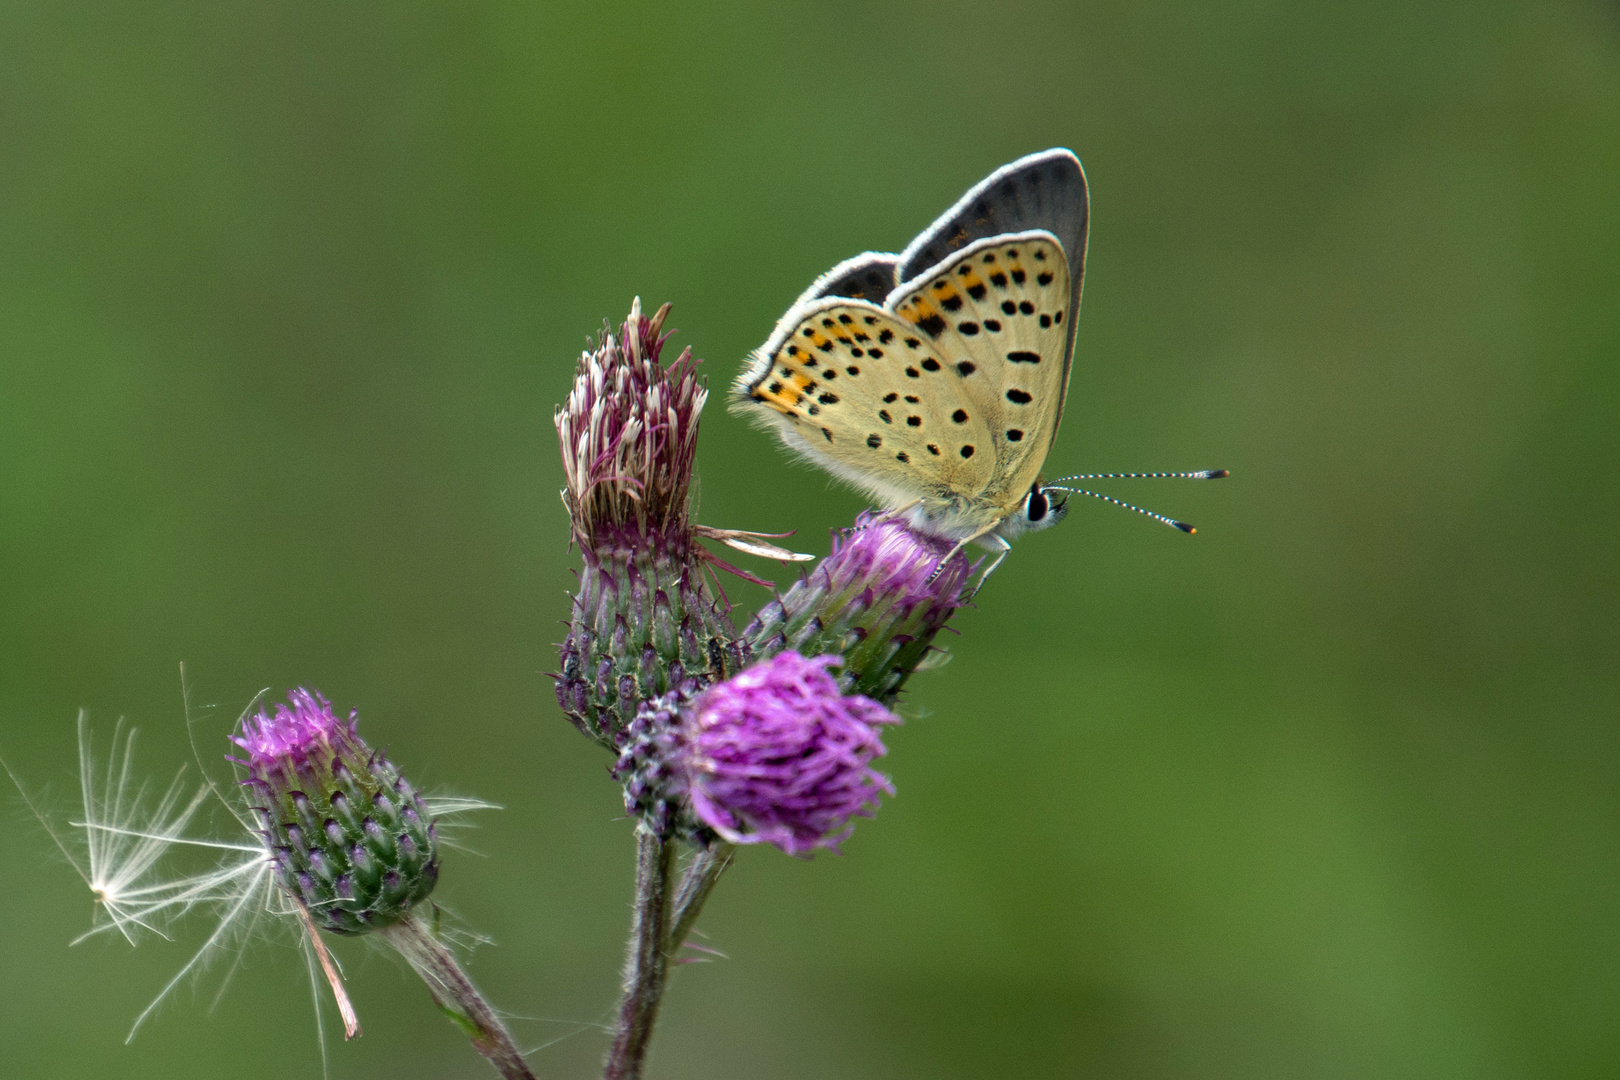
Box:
745 511 973 703
616 652 898 855
556 297 707 552
234 689 438 935
554 300 745 750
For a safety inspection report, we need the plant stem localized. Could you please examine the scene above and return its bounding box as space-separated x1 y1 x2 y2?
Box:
604 825 675 1080
602 833 735 1080
670 841 734 952
383 910 538 1080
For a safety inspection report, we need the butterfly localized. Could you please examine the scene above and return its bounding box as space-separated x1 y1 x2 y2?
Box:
733 149 1222 573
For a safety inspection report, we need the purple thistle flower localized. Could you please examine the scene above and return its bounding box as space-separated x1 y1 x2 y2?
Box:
554 300 747 749
556 298 705 550
625 651 900 856
233 689 438 935
745 510 974 704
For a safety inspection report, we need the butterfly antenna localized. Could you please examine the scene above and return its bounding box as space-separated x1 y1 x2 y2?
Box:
1043 487 1201 534
1046 469 1229 483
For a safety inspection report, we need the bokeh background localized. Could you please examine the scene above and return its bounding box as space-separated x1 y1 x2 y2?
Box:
2 2 1617 1077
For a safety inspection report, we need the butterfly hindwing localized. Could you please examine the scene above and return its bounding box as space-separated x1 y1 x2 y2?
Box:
745 299 996 507
800 251 900 305
889 231 1072 512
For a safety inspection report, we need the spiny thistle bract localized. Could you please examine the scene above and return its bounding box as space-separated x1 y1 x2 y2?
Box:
233 688 438 935
613 651 899 856
745 510 974 704
555 299 746 749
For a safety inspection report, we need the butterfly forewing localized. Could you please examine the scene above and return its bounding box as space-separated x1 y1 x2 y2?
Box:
897 149 1087 386
746 300 996 506
888 231 1071 512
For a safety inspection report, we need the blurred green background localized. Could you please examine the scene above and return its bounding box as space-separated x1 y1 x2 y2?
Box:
2 1 1617 1077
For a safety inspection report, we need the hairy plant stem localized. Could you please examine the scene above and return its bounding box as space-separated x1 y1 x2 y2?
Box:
603 830 736 1080
382 910 538 1080
671 842 734 950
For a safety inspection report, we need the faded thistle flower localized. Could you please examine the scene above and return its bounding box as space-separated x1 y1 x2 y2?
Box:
555 299 748 749
234 688 438 935
745 510 974 704
614 651 899 856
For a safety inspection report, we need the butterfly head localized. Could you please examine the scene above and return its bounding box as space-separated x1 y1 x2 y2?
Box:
995 480 1068 542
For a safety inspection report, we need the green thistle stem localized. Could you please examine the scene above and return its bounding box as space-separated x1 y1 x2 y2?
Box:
670 842 734 951
382 911 536 1080
603 831 736 1080
605 826 674 1080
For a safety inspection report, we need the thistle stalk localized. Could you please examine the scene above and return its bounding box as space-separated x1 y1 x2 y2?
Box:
603 826 675 1080
384 911 538 1080
603 831 737 1080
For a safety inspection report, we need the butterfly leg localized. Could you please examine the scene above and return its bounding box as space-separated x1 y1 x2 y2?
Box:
925 521 1002 586
966 534 1013 599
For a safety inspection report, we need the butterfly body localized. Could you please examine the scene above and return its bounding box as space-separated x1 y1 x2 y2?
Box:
734 150 1089 548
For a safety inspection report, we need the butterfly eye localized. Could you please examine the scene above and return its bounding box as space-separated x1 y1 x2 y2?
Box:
1026 485 1049 523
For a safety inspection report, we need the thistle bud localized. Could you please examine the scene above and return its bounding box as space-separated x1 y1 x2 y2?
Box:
611 686 699 842
233 689 437 935
744 511 973 704
613 652 898 855
554 299 745 749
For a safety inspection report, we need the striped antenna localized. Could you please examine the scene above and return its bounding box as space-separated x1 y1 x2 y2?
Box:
1046 469 1229 483
1043 486 1202 534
